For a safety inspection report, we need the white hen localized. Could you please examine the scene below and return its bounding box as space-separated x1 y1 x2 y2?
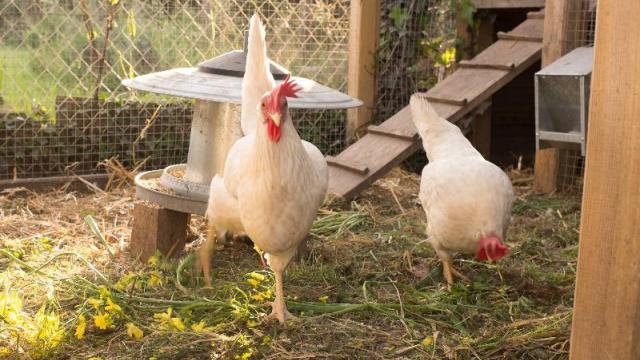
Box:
201 14 328 324
410 94 515 288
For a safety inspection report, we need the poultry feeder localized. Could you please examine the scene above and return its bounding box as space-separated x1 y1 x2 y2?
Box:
535 46 594 156
122 34 362 215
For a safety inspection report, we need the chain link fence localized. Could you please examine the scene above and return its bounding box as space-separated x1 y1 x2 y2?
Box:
0 0 350 181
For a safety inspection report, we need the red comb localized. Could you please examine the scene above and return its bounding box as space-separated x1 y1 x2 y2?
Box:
272 74 301 100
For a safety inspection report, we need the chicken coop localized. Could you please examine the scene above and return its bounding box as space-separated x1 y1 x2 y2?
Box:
2 0 639 359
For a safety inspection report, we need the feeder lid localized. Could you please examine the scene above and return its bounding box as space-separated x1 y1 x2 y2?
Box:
197 50 290 80
122 50 363 109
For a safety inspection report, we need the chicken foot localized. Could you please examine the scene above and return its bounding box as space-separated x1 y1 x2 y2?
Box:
442 258 471 290
265 266 297 325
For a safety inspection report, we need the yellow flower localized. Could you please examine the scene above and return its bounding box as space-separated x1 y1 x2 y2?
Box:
147 271 164 287
87 298 103 310
115 272 137 290
75 314 87 340
247 279 260 288
105 298 122 315
93 313 113 330
98 286 111 300
190 320 213 333
250 293 264 302
248 272 265 282
421 336 433 349
147 255 158 267
318 295 329 303
87 357 103 360
153 308 172 322
126 322 144 340
169 317 185 331
246 319 259 328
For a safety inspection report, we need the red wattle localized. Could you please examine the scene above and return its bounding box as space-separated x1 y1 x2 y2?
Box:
267 120 281 142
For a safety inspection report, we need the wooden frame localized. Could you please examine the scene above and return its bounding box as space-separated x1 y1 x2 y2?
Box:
346 0 381 140
569 1 640 358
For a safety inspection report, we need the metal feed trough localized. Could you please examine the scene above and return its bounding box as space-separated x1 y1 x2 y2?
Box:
535 46 594 156
122 37 362 215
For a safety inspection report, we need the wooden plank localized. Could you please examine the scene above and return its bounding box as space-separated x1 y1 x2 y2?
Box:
130 201 189 261
470 39 542 69
366 124 417 141
497 31 542 42
346 0 381 139
424 96 468 107
326 156 369 175
459 60 515 71
532 148 559 193
534 0 585 193
570 1 640 358
472 0 544 8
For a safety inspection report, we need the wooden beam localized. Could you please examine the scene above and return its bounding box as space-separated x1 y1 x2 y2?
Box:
533 0 585 193
472 0 544 9
472 105 492 158
346 0 380 140
570 1 640 358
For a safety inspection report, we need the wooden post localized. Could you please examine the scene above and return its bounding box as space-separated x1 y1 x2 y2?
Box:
130 201 189 261
569 1 640 358
533 0 586 193
472 105 492 158
346 0 380 140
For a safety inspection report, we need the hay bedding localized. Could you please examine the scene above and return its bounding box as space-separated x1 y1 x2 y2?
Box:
0 167 578 359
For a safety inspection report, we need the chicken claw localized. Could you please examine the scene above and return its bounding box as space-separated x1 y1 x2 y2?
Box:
265 301 298 326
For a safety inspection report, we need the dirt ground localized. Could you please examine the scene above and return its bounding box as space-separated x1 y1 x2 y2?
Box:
0 167 580 359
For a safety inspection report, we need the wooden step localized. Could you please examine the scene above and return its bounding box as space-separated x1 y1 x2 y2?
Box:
423 96 468 107
366 125 417 141
527 11 545 19
326 156 369 175
458 60 515 71
497 31 542 42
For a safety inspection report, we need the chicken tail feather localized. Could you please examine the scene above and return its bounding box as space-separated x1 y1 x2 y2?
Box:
242 14 275 135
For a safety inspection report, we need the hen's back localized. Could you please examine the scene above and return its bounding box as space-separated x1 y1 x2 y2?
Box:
420 156 514 253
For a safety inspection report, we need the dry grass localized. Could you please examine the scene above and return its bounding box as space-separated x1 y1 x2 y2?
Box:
0 167 580 359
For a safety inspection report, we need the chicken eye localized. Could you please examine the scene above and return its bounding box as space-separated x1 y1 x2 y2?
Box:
261 103 266 108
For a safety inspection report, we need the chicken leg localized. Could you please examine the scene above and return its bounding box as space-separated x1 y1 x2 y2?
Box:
264 253 297 325
436 248 470 290
196 224 220 287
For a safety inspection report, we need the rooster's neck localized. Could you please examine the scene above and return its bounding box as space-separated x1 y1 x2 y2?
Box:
252 117 306 168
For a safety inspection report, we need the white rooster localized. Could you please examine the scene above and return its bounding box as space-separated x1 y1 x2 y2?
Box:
196 12 275 285
410 93 514 288
200 14 328 325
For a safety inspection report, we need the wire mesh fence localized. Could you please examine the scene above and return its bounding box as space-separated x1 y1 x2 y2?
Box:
557 0 596 193
0 0 350 181
374 0 458 172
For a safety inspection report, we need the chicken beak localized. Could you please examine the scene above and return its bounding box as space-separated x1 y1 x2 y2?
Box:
270 113 282 127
